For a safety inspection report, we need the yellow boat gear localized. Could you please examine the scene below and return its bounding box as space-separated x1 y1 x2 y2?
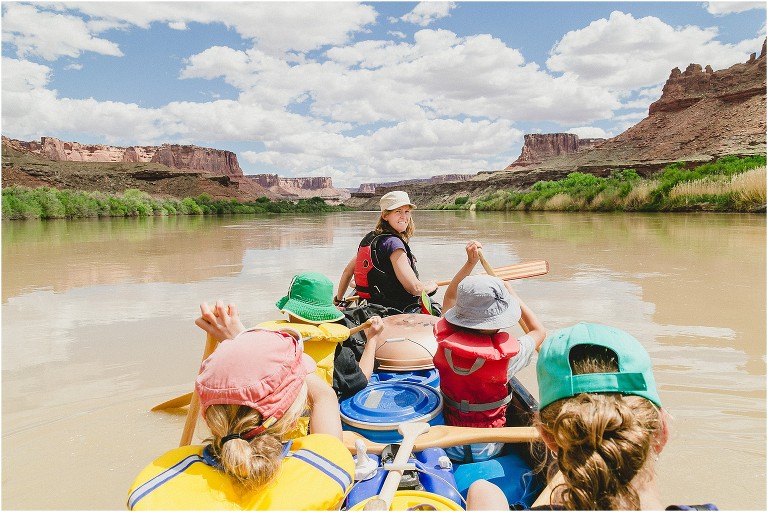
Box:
254 321 351 439
350 490 463 511
127 433 354 510
256 320 349 387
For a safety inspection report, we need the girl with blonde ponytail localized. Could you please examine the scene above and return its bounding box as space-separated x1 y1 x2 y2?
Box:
127 324 354 510
466 323 717 511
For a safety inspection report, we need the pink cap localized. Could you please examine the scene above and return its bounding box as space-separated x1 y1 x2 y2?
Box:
195 329 316 426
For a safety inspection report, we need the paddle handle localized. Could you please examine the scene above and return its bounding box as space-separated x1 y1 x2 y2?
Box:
372 422 431 509
344 425 539 454
479 251 530 334
179 333 218 446
349 319 372 335
344 260 549 303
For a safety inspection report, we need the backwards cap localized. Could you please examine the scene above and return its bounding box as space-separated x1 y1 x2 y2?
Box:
537 322 662 409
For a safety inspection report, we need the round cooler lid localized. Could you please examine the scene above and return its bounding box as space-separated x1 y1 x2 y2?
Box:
375 314 439 371
340 382 443 430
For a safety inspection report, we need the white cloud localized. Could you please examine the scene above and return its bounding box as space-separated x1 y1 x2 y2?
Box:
2 3 123 61
2 57 51 92
547 11 758 91
400 2 456 27
1 3 762 189
704 2 766 15
3 2 378 60
567 127 612 139
71 1 378 56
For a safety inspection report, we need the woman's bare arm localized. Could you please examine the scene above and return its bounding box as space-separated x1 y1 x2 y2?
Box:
335 256 356 302
390 250 437 296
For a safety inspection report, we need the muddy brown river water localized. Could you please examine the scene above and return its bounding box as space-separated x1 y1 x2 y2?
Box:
2 211 765 509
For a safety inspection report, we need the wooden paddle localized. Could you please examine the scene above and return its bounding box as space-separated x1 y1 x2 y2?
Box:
344 259 549 303
153 320 374 412
344 424 540 455
179 333 217 447
152 391 194 411
362 422 431 510
478 251 530 333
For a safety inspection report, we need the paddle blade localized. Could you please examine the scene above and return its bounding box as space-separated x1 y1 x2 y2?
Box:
151 392 193 411
419 290 434 315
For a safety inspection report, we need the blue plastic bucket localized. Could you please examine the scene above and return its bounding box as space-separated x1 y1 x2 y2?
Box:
370 368 440 389
340 382 444 443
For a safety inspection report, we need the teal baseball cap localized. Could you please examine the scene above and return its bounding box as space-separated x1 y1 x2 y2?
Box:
537 322 662 409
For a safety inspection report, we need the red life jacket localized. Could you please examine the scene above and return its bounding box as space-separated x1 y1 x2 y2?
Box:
432 318 520 428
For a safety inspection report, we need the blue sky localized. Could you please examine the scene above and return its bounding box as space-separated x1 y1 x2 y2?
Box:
2 1 765 188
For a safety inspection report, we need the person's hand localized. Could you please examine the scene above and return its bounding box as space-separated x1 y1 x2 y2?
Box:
465 240 483 265
424 280 439 296
195 300 246 342
363 315 384 341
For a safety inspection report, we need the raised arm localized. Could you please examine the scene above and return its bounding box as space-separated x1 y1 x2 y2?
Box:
357 316 385 379
195 300 246 342
443 241 483 311
504 282 547 349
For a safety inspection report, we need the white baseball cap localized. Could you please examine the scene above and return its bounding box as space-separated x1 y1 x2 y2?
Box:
380 191 416 212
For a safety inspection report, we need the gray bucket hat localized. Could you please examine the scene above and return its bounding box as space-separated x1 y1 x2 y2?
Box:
443 275 522 330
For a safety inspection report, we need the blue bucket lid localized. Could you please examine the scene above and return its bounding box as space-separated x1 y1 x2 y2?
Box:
340 382 443 430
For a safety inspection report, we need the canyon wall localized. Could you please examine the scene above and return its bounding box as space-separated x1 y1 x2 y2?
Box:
9 137 245 177
506 133 605 168
247 174 350 200
355 173 474 195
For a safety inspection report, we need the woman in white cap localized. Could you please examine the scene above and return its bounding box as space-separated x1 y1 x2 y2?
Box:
466 323 718 510
335 190 440 314
127 328 354 510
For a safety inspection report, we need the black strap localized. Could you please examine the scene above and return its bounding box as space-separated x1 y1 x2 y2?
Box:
221 433 242 445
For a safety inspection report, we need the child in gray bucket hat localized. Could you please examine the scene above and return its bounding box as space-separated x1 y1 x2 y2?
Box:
433 241 547 462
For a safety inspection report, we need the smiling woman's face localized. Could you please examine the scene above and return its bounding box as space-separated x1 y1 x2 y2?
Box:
382 206 412 233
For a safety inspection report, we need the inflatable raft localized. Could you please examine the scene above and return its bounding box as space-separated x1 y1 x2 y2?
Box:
339 313 545 510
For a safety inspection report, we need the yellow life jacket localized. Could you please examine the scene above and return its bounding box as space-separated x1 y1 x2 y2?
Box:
127 434 354 510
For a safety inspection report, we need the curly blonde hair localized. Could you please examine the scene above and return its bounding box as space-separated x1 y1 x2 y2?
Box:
536 346 663 510
202 383 308 491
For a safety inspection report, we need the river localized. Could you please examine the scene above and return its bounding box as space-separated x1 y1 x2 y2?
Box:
2 211 765 509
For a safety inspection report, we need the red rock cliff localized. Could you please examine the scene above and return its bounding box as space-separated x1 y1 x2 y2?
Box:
506 133 605 168
249 174 333 190
247 174 350 200
10 137 244 178
649 40 767 115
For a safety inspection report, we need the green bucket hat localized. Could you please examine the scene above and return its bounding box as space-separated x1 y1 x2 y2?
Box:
537 322 662 409
276 272 345 324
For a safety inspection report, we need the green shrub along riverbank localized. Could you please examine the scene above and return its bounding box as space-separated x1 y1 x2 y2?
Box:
1 189 349 220
457 156 766 213
2 155 765 220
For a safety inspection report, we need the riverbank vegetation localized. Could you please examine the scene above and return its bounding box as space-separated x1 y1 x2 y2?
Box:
1 189 349 220
465 156 765 213
3 155 765 220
